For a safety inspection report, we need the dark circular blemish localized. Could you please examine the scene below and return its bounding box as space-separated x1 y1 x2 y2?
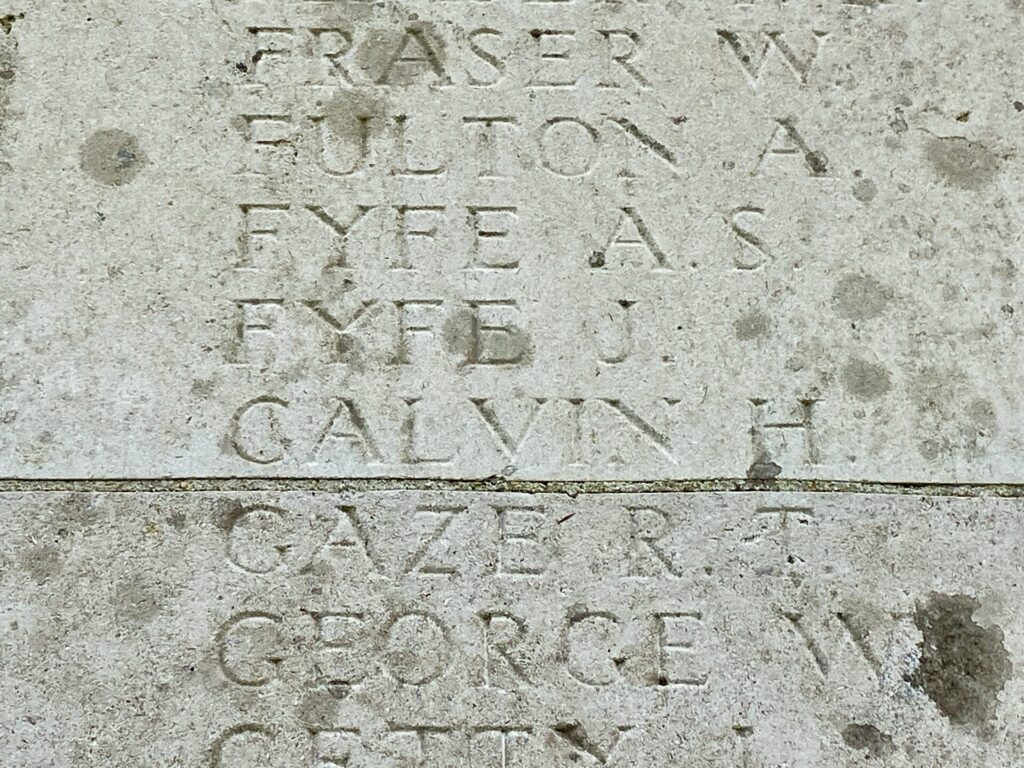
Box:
841 723 894 759
852 178 878 204
840 357 892 401
79 129 147 187
833 273 892 321
734 309 772 341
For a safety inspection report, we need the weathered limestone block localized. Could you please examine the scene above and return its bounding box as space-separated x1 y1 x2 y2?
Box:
0 1 1021 480
2 1 1021 765
2 491 1022 766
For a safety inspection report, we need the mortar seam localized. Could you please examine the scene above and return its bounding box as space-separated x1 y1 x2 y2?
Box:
1 477 1024 497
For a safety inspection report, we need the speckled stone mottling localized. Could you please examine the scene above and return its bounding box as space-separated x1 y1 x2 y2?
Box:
1 1 1023 765
2 491 1024 766
0 0 1019 482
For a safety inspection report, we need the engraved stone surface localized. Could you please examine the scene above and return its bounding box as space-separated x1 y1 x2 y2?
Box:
1 1 1023 480
3 491 1023 766
5 1 1024 763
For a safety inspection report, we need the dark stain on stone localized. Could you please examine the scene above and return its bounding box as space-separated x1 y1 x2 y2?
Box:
214 499 247 533
355 23 448 86
734 309 771 341
910 367 997 460
18 544 63 584
322 88 387 154
746 457 781 480
80 129 147 187
966 397 998 436
442 307 477 361
313 1 373 26
53 494 100 531
443 307 532 366
113 575 164 622
191 378 216 397
841 723 894 759
0 13 22 34
805 150 829 176
909 593 1011 728
852 177 877 204
840 357 892 401
297 689 342 728
833 273 892 321
925 136 1001 191
992 257 1018 285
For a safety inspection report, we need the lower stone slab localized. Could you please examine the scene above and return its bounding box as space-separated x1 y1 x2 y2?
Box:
2 491 1022 766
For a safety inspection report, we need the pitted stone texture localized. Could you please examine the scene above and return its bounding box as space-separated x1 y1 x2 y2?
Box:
2 491 1023 766
0 1 1022 480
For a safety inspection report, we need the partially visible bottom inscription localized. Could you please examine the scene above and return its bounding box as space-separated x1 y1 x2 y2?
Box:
2 491 1021 766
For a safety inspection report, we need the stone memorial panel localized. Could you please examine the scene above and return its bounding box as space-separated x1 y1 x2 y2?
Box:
0 0 1021 479
3 1 1023 762
2 491 1023 766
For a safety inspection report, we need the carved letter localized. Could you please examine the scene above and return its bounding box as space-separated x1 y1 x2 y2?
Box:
230 396 289 464
217 612 284 686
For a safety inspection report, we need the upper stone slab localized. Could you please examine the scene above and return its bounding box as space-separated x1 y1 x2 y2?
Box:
0 0 1021 479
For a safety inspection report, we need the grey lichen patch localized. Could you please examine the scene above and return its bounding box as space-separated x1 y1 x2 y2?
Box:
910 366 997 460
910 593 1012 728
443 307 533 366
322 89 388 153
297 689 343 728
852 177 878 204
334 334 368 370
833 273 892 321
734 309 771 341
52 494 100 532
80 129 147 187
992 257 1018 287
112 575 164 622
966 398 999 436
785 337 829 374
310 0 372 26
17 544 63 584
841 723 894 759
355 23 448 86
840 357 891 401
925 136 1001 191
746 457 782 480
191 378 216 397
443 307 478 360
